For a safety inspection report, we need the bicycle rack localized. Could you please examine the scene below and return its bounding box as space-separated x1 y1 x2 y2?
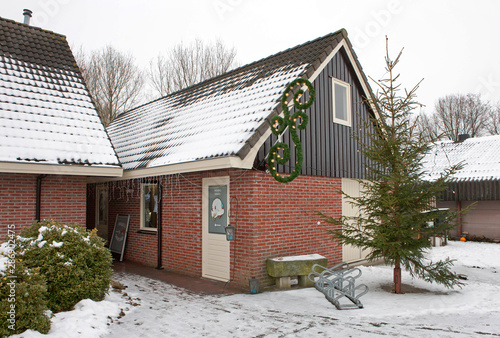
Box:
308 262 368 310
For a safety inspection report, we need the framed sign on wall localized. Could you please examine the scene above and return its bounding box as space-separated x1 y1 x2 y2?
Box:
208 185 227 234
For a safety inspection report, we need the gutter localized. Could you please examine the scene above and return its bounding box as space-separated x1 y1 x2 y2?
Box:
35 174 47 221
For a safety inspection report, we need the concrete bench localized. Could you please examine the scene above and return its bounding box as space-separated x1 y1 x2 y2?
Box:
267 254 327 289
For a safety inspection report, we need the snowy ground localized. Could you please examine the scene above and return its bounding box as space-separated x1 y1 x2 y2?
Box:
12 241 500 337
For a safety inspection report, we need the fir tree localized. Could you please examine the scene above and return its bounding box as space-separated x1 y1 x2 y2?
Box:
321 40 465 294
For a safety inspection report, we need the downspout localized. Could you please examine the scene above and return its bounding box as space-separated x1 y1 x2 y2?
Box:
35 174 47 221
457 200 462 236
156 184 163 270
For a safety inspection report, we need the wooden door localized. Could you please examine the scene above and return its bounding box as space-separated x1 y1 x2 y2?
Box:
201 177 230 282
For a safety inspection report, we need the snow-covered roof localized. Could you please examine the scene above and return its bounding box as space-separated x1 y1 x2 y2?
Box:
107 31 348 171
0 17 121 172
422 135 500 182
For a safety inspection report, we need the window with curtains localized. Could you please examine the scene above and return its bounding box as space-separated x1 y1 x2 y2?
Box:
140 183 159 230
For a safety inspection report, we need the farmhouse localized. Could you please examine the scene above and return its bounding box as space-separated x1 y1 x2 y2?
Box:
0 14 121 240
88 29 378 288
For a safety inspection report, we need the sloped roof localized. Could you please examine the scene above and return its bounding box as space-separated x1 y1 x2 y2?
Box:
0 17 121 174
423 135 500 182
107 30 351 172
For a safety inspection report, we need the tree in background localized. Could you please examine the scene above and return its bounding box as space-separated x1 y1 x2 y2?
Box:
415 93 494 142
435 93 490 140
147 38 238 97
413 110 439 143
486 104 500 135
76 46 144 126
320 41 465 294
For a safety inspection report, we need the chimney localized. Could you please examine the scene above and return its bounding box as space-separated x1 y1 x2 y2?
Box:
23 9 32 25
456 134 470 143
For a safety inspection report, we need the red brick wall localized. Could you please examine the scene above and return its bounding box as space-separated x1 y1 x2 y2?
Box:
0 173 87 239
229 170 342 288
105 169 342 288
160 173 203 276
40 175 87 224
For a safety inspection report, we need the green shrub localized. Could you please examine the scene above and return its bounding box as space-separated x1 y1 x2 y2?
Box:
0 243 51 336
16 220 113 312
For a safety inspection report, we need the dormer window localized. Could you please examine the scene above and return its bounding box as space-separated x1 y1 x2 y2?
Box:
332 78 351 127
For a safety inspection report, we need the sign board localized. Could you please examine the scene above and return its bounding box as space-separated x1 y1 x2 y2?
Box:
109 214 130 261
208 185 227 234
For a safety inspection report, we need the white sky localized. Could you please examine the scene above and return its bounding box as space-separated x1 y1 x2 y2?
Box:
3 0 500 112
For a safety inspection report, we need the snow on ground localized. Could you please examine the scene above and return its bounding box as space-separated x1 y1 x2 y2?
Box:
12 241 500 337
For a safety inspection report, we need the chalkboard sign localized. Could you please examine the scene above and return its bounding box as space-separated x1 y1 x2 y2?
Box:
109 215 130 261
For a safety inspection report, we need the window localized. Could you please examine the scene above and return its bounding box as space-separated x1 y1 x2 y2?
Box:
140 183 159 230
95 184 109 241
96 185 108 227
332 79 351 126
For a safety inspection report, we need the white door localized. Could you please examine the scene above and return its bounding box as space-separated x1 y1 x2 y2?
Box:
341 178 369 262
202 177 230 282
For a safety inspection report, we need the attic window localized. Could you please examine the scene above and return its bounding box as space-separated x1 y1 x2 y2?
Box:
332 78 351 127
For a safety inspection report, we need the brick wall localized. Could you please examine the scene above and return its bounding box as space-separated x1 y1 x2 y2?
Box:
0 173 87 239
229 170 342 288
104 169 343 289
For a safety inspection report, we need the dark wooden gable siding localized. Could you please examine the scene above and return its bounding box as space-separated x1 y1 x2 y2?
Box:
254 47 375 179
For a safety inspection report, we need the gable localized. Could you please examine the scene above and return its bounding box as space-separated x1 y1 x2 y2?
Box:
0 17 121 176
254 45 376 179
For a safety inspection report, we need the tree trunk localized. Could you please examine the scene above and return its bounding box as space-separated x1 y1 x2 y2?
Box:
394 258 402 294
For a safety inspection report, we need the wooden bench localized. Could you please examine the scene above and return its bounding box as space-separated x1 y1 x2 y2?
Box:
267 254 327 289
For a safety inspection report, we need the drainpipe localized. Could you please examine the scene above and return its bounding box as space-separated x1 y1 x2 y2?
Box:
457 200 462 236
156 184 163 270
35 174 47 221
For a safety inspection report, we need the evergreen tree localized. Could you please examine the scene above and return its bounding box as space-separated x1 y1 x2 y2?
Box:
321 40 465 294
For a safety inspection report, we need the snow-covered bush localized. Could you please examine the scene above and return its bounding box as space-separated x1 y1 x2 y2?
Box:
0 242 51 336
16 220 113 312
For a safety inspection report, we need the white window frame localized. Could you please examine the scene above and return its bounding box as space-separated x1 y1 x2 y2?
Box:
140 183 159 231
332 78 352 127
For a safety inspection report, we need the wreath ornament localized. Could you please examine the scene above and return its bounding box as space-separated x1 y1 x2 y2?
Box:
267 78 315 183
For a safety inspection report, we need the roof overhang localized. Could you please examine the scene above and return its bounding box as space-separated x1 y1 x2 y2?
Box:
0 162 123 177
87 151 261 183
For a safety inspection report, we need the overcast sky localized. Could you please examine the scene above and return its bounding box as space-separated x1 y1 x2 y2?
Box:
3 0 500 113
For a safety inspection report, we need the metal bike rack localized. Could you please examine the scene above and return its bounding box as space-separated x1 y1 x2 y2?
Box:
308 262 368 310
